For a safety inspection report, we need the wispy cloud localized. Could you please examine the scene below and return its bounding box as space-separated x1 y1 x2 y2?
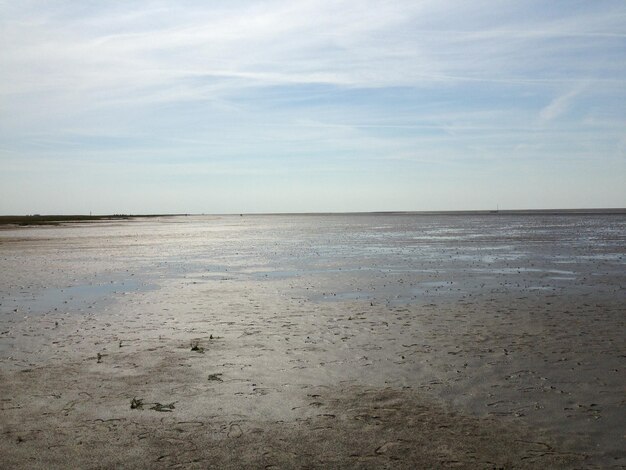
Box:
539 85 586 122
2 1 624 101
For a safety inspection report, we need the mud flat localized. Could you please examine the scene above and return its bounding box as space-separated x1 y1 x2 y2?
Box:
1 214 624 468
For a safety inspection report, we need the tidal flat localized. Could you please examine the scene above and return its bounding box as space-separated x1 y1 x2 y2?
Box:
0 213 624 468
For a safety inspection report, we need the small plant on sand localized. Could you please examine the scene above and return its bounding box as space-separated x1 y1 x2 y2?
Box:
130 397 144 410
130 397 176 412
190 341 205 353
208 373 223 382
150 402 176 412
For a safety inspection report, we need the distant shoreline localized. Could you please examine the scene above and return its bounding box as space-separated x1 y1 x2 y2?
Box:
1 208 625 226
0 214 186 226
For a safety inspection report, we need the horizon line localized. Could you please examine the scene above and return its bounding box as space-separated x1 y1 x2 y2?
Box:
2 207 626 220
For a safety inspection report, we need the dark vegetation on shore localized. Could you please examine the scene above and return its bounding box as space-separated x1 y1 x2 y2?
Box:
0 214 185 226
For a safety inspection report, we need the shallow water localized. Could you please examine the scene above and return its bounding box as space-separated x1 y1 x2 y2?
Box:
4 279 155 316
1 213 625 311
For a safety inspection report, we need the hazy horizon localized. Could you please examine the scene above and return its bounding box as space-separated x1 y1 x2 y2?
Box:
3 208 626 218
1 1 625 214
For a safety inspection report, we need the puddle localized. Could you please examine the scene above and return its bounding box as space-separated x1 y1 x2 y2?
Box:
4 279 157 315
248 270 304 279
315 291 373 302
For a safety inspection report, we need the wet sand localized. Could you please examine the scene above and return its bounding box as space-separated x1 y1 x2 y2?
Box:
0 214 624 468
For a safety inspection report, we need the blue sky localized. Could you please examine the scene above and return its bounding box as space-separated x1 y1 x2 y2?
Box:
1 0 625 214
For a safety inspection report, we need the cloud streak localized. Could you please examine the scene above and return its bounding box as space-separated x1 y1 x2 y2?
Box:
539 85 586 122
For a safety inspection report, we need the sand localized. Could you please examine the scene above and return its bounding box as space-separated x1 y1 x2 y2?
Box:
0 214 624 468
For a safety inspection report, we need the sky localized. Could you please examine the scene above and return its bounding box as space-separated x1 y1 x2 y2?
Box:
1 0 625 214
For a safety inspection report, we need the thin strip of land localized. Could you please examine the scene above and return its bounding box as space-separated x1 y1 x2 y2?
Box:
0 215 186 226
